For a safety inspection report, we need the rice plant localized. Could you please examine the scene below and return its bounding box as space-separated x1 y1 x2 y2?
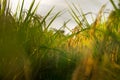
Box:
68 0 120 80
1 0 120 80
0 0 77 80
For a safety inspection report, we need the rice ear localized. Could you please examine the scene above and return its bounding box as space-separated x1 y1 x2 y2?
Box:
92 4 106 28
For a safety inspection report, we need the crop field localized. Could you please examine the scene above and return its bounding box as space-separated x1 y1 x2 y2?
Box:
0 0 120 80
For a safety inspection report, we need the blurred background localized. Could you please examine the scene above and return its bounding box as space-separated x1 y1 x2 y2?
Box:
10 0 115 33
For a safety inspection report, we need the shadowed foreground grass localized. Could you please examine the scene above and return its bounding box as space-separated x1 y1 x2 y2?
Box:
0 0 120 80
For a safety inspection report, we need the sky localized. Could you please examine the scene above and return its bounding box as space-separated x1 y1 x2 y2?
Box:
10 0 115 33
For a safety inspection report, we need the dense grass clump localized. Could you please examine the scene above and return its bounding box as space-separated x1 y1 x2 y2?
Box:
0 0 120 80
0 0 79 80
